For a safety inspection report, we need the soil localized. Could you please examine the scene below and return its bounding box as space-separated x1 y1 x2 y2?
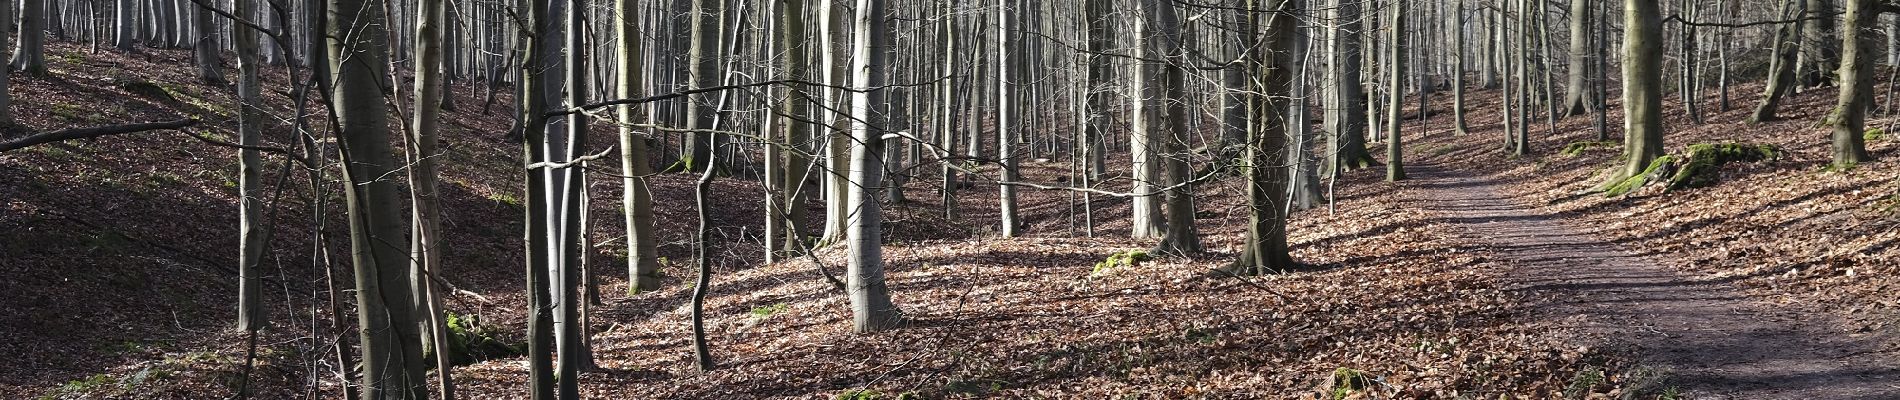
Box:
1415 162 1900 399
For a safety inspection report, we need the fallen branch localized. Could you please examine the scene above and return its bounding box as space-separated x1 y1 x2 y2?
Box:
0 119 200 153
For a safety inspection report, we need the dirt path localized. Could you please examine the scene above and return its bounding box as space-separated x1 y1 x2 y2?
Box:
1409 164 1900 399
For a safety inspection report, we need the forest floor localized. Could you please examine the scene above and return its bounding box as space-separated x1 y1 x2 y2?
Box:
2 42 1898 399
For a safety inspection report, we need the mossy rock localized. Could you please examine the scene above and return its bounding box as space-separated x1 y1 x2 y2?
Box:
111 76 179 103
443 312 525 367
1560 140 1617 156
1091 250 1151 275
1666 143 1779 189
1327 367 1371 399
1602 143 1779 196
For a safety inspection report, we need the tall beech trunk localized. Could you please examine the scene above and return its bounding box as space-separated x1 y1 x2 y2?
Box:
1617 0 1666 182
328 0 430 396
847 0 902 332
1830 0 1878 168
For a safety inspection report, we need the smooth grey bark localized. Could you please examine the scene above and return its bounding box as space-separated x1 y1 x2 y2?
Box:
234 0 267 337
1325 0 1375 174
1233 0 1296 274
1830 0 1878 168
1128 1 1162 239
1387 0 1406 181
327 0 429 396
1452 0 1468 134
555 0 588 392
848 0 902 332
12 0 46 74
407 0 455 396
1562 0 1592 116
1754 0 1802 123
682 0 721 172
617 0 660 293
1799 0 1839 87
192 0 225 85
997 0 1020 237
1618 0 1666 181
1147 0 1200 255
0 0 13 125
515 0 555 397
116 0 135 49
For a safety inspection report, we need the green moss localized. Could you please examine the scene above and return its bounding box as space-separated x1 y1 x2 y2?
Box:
1091 250 1151 275
1602 155 1674 197
443 312 525 367
1329 368 1369 400
1867 128 1889 142
485 192 521 207
1665 143 1779 189
1562 367 1606 399
750 303 788 318
1602 143 1779 197
1560 140 1617 157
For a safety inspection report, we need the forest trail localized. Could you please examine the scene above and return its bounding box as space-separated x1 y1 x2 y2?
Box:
1409 163 1900 399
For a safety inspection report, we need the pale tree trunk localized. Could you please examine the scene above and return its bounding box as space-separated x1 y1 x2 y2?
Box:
1324 0 1376 172
939 0 960 218
997 0 1021 237
515 0 556 396
555 0 588 392
1452 0 1468 134
1618 0 1666 181
0 0 13 125
848 0 902 332
1234 0 1296 274
328 0 429 396
1146 0 1199 255
1829 0 1878 168
407 0 456 396
821 0 850 243
1128 1 1162 239
683 0 721 172
1387 0 1406 181
1799 0 1837 87
1562 0 1591 116
192 1 224 85
116 0 135 49
234 0 267 336
13 0 46 74
617 0 660 293
1753 0 1801 123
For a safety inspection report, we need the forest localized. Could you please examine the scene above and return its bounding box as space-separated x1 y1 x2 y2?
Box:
0 0 1898 397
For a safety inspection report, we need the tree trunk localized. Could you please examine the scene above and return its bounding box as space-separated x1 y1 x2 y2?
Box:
408 0 456 396
848 0 902 332
1753 0 1801 123
997 0 1020 237
1234 0 1296 274
683 0 721 172
617 0 660 293
1324 0 1377 173
12 0 46 75
1452 0 1468 134
0 0 13 125
1387 0 1407 181
328 0 430 396
1799 0 1838 87
1147 0 1200 255
1128 2 1162 239
234 0 267 335
1830 0 1878 168
1617 0 1666 182
515 0 556 396
1562 0 1591 116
